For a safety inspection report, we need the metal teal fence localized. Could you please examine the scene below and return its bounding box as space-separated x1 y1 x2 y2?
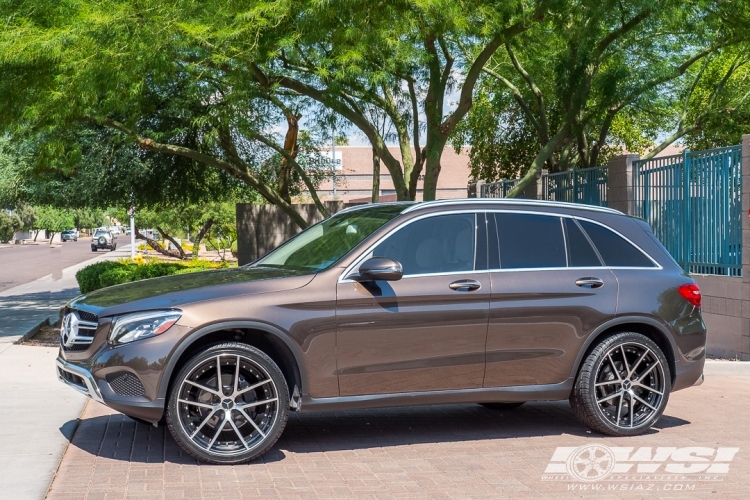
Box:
481 178 524 198
633 146 742 276
543 166 608 207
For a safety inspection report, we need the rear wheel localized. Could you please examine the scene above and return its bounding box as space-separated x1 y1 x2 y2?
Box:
570 332 670 436
91 247 97 252
479 402 525 410
166 342 289 464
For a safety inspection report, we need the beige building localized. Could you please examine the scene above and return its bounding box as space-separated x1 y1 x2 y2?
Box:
305 146 472 203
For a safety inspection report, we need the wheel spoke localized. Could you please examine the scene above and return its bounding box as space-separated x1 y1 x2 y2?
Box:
238 397 278 409
595 380 619 387
237 407 267 438
235 379 273 397
216 356 223 396
632 393 658 411
616 392 624 424
190 408 219 439
635 362 658 381
233 355 241 395
178 399 218 410
597 391 622 404
606 354 623 381
619 345 630 376
227 413 250 450
184 380 221 397
206 414 226 451
629 393 634 427
628 349 650 378
633 381 663 396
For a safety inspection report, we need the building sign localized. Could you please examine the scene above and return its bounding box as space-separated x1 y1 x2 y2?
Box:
323 150 343 170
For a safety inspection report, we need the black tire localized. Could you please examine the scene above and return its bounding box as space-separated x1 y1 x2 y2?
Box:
166 342 289 464
479 402 525 410
570 332 671 437
91 247 97 252
111 244 116 251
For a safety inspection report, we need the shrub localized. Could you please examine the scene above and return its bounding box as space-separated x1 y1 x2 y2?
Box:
75 258 232 293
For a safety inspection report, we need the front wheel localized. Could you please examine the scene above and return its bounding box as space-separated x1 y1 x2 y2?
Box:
166 342 289 464
570 332 671 436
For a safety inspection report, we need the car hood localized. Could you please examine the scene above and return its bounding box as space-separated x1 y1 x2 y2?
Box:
67 266 315 318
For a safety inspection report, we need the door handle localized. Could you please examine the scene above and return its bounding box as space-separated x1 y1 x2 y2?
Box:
449 279 481 291
575 277 604 289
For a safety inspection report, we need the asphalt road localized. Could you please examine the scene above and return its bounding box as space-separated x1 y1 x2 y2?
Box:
0 239 119 292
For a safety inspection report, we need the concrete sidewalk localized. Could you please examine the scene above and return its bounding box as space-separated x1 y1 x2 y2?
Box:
0 245 133 500
0 244 133 344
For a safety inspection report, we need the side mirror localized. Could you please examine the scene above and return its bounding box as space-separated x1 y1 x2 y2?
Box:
355 257 403 282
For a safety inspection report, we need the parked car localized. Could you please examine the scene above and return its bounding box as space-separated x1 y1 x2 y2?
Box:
57 200 706 465
90 229 116 252
60 230 78 242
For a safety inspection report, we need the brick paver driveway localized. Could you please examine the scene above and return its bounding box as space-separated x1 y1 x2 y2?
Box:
47 376 749 500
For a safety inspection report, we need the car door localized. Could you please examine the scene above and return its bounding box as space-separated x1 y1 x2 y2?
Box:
484 212 618 387
336 212 490 396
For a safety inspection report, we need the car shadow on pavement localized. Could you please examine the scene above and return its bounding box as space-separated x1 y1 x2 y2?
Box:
60 402 691 465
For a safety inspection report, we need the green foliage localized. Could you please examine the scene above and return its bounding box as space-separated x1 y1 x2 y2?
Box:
76 259 230 293
0 210 22 242
451 0 750 185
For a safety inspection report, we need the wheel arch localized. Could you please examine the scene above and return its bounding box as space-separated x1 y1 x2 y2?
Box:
158 321 308 403
570 316 678 387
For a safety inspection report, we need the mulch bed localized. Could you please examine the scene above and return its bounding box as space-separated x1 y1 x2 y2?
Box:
16 323 61 347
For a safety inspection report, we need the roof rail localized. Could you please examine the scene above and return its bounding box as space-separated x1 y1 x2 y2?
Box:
401 198 623 215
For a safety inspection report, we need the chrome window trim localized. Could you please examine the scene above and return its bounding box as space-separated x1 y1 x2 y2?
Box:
339 208 661 282
338 210 480 283
560 217 569 267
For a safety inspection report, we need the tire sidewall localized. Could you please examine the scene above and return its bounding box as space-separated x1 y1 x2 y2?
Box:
166 342 289 464
578 332 671 436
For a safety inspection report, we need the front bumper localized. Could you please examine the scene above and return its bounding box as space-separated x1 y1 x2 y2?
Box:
56 357 104 403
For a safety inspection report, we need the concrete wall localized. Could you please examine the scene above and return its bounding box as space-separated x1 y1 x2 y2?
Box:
236 201 353 265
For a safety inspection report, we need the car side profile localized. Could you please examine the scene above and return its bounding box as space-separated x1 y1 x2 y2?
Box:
57 200 706 464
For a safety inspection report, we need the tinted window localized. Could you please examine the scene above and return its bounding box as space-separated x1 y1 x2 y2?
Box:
494 213 566 269
565 218 602 267
257 205 403 272
372 214 475 276
578 220 655 267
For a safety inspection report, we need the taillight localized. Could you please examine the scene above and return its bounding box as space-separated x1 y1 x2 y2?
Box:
678 283 701 308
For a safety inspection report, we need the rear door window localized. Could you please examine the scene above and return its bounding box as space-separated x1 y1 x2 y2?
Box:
578 220 655 267
494 213 566 269
564 218 603 267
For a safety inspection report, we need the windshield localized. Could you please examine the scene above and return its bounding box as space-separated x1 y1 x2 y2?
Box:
255 205 406 272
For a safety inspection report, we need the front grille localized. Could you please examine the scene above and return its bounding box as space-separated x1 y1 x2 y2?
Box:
61 310 99 352
75 310 99 323
106 371 146 397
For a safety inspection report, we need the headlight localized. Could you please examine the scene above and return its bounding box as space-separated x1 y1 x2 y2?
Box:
109 310 181 345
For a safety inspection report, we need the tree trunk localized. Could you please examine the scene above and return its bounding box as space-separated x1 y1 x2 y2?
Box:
507 126 569 198
134 225 184 259
422 134 447 201
192 218 214 258
371 148 381 202
278 114 300 203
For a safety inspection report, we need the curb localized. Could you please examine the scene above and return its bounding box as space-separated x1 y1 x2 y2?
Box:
703 359 750 377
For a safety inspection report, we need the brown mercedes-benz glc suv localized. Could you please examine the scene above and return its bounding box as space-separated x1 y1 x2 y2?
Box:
57 199 706 464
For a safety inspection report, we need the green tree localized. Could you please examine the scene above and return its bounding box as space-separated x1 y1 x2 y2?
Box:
36 206 75 244
450 0 750 194
0 210 22 243
0 1 335 228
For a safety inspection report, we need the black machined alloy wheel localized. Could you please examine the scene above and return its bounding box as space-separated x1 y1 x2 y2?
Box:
570 332 671 437
166 342 289 464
